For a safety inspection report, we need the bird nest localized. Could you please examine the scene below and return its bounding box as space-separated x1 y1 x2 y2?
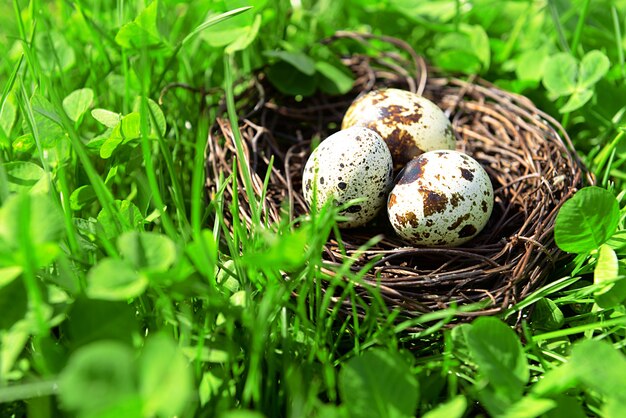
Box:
205 32 592 321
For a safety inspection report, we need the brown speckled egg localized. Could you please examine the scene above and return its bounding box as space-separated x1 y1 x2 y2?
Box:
387 150 493 246
342 88 456 169
302 127 393 228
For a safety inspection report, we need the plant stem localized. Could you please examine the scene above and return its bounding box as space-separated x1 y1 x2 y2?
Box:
612 6 626 80
570 0 591 55
547 0 569 52
57 162 81 256
532 315 626 341
594 130 625 174
0 380 59 404
223 53 260 222
191 107 211 237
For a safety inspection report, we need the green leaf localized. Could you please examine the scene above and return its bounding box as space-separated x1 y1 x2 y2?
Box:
182 6 253 46
389 0 457 22
31 243 62 269
216 259 240 293
0 266 22 288
317 405 349 418
100 112 141 158
2 161 48 195
598 276 626 309
73 217 99 254
92 108 122 128
339 348 419 418
450 323 473 364
264 50 316 75
99 136 124 159
542 50 609 113
28 93 66 148
29 92 62 124
70 185 97 210
422 396 466 418
316 61 355 95
200 23 248 48
243 227 310 272
117 231 177 273
225 13 262 55
267 61 317 96
12 133 35 154
546 396 588 418
606 230 626 251
593 244 626 308
97 200 144 239
0 91 17 139
36 31 76 74
118 112 141 141
430 24 490 74
416 368 446 407
230 290 246 309
1 318 31 378
64 298 139 348
0 279 28 330
570 340 626 405
466 317 528 399
86 258 147 301
500 396 556 418
515 48 550 83
559 89 593 113
434 50 482 74
87 397 144 418
115 0 163 50
132 97 166 136
36 335 70 376
140 334 193 418
186 229 218 278
542 53 578 97
63 88 94 123
0 194 64 265
199 371 223 406
531 298 564 331
104 164 121 185
578 50 610 89
476 387 516 416
464 24 490 70
531 362 579 398
604 398 626 418
59 341 138 415
554 187 619 254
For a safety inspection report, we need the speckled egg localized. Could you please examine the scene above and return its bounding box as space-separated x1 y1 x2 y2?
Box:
387 150 493 246
342 88 456 169
302 127 393 228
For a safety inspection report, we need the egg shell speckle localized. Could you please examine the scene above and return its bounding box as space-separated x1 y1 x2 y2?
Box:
387 150 494 246
342 88 456 169
303 127 393 228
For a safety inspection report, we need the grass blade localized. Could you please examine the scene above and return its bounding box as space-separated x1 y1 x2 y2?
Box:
181 6 252 47
570 0 591 55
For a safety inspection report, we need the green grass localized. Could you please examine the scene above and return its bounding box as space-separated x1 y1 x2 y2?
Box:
1 0 626 417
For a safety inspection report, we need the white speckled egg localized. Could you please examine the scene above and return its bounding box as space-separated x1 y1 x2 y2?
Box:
342 88 456 169
302 127 393 228
387 150 493 246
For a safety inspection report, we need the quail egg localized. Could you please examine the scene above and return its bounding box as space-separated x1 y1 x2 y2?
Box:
342 88 456 169
387 150 493 246
302 126 393 228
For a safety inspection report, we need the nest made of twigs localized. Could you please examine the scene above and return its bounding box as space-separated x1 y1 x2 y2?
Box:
205 31 592 320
